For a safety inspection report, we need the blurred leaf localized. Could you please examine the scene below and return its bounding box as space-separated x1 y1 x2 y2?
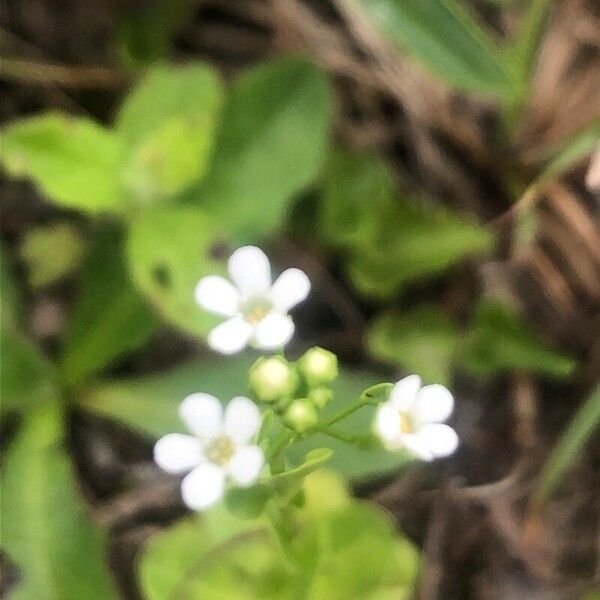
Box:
535 385 600 504
126 206 226 338
1 244 21 329
1 113 125 213
367 306 459 385
360 0 514 95
266 448 333 495
115 64 223 199
117 0 191 65
0 403 116 599
200 57 331 241
82 355 410 479
462 300 577 378
61 226 159 387
20 222 85 288
347 198 493 299
320 150 394 247
225 484 272 519
0 327 55 415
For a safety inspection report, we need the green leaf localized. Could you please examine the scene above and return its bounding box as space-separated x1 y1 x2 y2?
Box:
360 0 514 95
126 206 226 338
199 57 331 241
367 306 459 385
0 327 55 415
320 150 395 247
82 355 410 479
1 244 21 329
0 403 116 599
60 226 159 387
1 113 125 213
266 448 333 494
19 222 85 288
116 64 223 199
225 484 272 519
535 385 600 504
462 300 577 378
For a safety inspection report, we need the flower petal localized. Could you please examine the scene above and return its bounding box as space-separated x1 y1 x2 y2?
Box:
411 384 454 424
228 246 271 296
374 402 401 445
181 463 226 510
389 375 421 411
252 312 294 350
224 396 262 444
227 445 264 487
400 433 434 461
415 424 459 458
207 316 253 355
179 393 223 439
194 275 241 317
270 268 311 312
154 434 203 474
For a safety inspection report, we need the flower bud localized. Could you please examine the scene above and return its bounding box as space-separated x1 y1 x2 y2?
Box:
284 400 318 433
298 347 338 388
309 387 333 409
249 357 297 403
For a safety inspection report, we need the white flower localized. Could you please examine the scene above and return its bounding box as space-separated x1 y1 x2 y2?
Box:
154 394 264 510
194 246 310 354
374 375 459 461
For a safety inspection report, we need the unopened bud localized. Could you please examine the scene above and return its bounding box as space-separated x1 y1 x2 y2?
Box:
298 347 338 388
284 400 318 433
309 387 333 409
249 357 297 403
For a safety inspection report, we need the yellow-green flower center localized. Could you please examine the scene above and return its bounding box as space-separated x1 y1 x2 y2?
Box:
242 298 273 325
398 413 413 435
205 436 236 466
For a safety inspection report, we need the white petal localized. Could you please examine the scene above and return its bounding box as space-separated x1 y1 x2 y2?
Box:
179 393 223 439
194 275 241 317
389 375 422 411
411 384 454 424
207 316 253 355
224 396 262 444
374 403 401 444
181 463 226 510
227 445 264 487
154 434 202 474
400 433 434 461
415 424 459 458
252 312 294 350
270 268 311 312
228 246 271 296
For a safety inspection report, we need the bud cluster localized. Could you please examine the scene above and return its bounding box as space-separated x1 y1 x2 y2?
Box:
248 347 338 433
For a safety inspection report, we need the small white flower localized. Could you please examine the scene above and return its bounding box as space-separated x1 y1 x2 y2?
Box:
154 394 264 510
374 375 459 461
194 246 310 354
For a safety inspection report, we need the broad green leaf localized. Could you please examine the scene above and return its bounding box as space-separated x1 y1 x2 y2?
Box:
199 57 331 241
535 385 600 504
19 222 85 288
347 198 493 299
0 327 55 415
367 306 459 385
1 113 125 213
60 226 159 387
225 484 272 519
320 150 395 247
360 0 514 95
462 300 577 378
126 206 226 338
0 403 116 599
115 64 223 199
81 355 409 479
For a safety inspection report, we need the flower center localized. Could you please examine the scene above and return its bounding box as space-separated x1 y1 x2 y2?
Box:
398 412 413 435
205 436 236 466
242 298 273 325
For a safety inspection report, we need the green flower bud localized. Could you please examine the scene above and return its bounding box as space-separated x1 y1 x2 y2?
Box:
249 357 297 403
309 387 333 409
298 347 338 387
284 400 318 433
